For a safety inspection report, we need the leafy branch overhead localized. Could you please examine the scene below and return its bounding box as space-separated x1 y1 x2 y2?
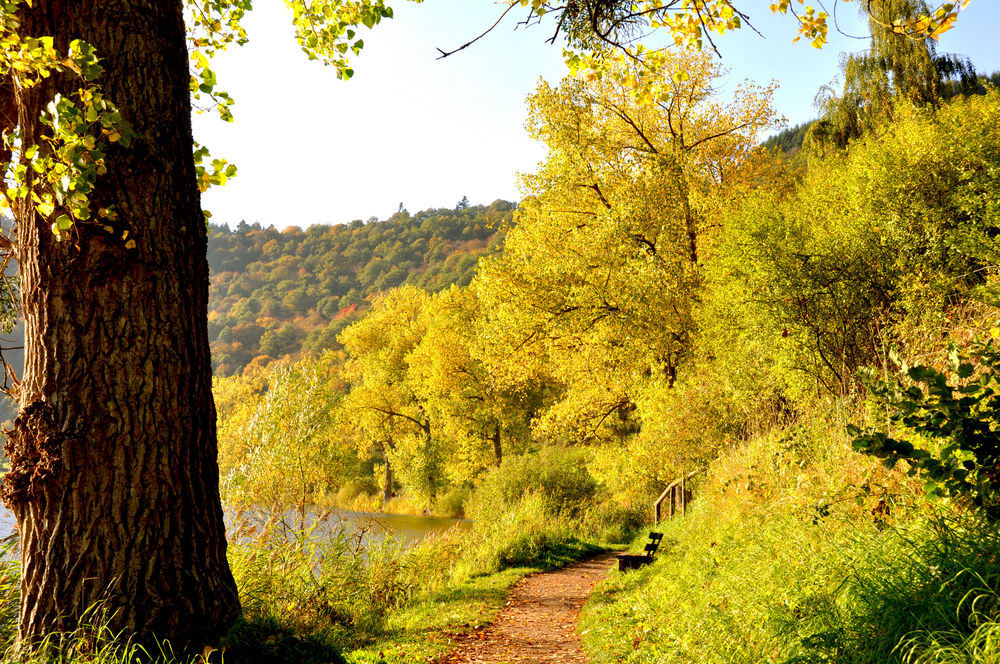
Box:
0 0 974 246
850 340 1000 519
288 0 395 80
0 32 135 243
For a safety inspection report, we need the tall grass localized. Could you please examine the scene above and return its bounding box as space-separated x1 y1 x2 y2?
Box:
580 407 1000 664
0 448 614 662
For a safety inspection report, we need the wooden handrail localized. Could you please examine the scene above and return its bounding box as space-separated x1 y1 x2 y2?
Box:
653 468 705 523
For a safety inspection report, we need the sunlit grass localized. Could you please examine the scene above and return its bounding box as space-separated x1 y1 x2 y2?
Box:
580 410 1000 664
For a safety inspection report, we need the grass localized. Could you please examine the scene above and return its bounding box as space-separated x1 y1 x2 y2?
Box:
0 522 604 664
0 458 627 662
578 407 1000 664
344 567 528 663
344 530 606 663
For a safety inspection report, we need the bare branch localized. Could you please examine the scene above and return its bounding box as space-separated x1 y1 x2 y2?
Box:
436 1 521 59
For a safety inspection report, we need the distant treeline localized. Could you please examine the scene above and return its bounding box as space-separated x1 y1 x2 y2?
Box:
207 199 514 375
762 120 813 153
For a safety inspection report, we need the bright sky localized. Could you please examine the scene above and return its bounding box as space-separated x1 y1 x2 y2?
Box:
192 1 1000 228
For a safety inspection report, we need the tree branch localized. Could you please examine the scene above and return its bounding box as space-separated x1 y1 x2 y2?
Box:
436 2 521 59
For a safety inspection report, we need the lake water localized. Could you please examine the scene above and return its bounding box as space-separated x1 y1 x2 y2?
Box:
0 507 470 551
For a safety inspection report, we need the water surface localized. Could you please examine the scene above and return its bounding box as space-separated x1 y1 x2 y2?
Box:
0 507 469 550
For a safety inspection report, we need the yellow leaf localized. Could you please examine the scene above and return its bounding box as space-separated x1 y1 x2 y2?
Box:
930 21 955 38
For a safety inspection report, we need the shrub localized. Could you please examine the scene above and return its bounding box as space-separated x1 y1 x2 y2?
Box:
581 501 647 545
467 448 598 523
459 493 582 577
227 513 416 646
433 485 470 518
334 477 378 506
851 340 1000 519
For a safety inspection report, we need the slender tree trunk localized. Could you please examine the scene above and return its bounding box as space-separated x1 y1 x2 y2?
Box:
382 454 393 509
0 0 239 648
491 424 502 465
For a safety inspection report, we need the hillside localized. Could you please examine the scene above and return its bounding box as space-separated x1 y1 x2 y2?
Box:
206 199 514 375
761 119 813 153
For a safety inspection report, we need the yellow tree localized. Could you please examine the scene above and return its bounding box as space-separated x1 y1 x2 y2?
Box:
476 50 778 443
338 286 440 508
218 353 352 527
408 286 542 482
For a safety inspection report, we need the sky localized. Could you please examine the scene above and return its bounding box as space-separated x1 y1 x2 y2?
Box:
191 1 1000 228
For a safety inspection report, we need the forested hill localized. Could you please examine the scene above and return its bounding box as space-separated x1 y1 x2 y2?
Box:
761 120 813 153
206 199 514 375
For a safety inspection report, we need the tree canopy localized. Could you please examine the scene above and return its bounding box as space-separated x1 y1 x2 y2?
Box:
475 49 778 442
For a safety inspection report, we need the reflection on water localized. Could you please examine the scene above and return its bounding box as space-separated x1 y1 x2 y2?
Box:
338 510 472 545
0 507 470 549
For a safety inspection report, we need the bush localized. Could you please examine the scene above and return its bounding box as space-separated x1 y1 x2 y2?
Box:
581 501 647 545
228 513 415 647
433 485 470 518
458 493 586 577
851 340 1000 519
334 477 379 506
467 448 598 523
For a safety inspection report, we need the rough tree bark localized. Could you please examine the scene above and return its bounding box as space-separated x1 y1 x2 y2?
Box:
0 0 240 648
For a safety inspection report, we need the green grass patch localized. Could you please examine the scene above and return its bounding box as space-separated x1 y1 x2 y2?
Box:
345 567 527 663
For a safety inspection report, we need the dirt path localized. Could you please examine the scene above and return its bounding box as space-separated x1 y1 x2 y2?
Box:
439 551 620 663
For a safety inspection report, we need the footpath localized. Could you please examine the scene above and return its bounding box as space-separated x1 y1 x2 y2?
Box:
438 551 619 663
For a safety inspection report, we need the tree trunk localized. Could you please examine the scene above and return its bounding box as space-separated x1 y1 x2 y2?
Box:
491 424 502 465
382 455 393 509
0 0 239 649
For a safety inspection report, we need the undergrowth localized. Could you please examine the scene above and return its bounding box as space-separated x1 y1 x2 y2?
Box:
0 487 611 662
581 405 1000 664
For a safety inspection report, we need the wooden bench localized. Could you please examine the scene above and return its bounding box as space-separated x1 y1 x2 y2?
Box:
616 532 663 571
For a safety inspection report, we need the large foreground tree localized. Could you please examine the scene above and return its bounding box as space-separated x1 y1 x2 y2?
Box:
0 0 240 648
0 0 400 647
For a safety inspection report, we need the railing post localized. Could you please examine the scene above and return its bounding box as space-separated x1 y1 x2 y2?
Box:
652 469 704 524
681 475 687 516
